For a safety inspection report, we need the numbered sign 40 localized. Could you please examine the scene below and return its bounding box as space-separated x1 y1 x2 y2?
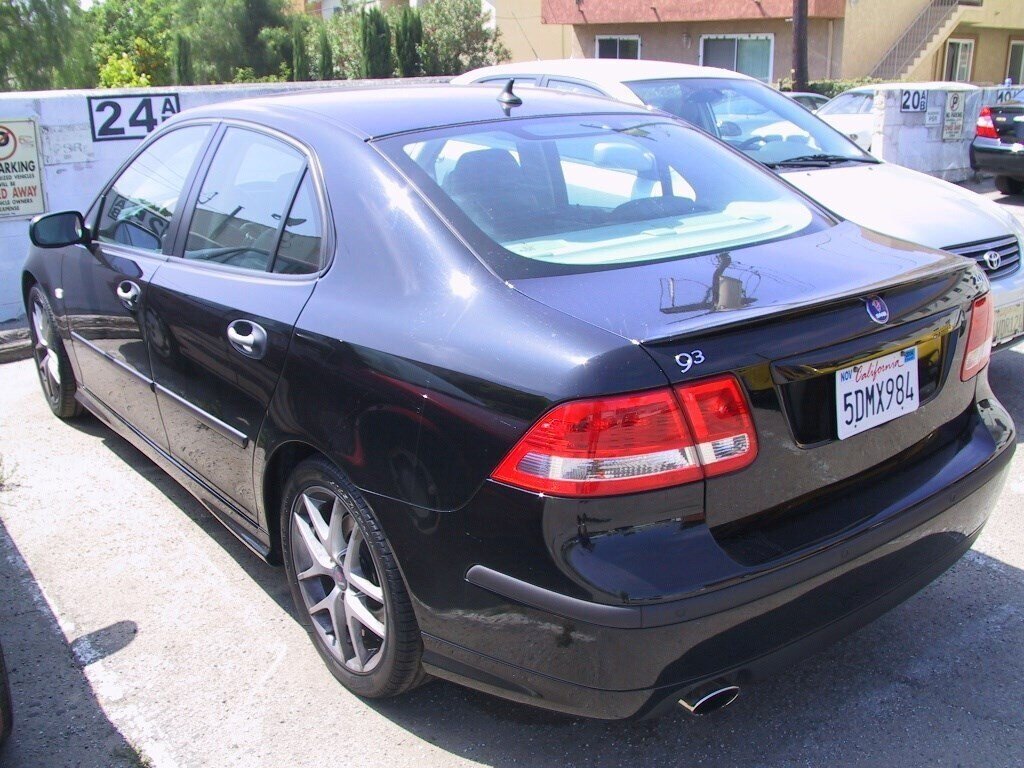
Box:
87 94 180 142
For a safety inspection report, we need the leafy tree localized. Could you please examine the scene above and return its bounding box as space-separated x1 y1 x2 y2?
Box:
0 0 95 90
175 0 290 83
317 23 334 80
418 0 509 76
394 6 422 78
360 7 393 79
88 0 173 85
326 11 362 80
174 34 194 86
98 52 151 87
292 18 310 82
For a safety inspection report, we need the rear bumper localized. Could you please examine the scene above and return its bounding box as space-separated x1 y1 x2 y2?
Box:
420 395 1014 720
970 138 1024 178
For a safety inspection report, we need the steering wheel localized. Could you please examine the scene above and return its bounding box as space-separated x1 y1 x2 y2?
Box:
737 136 769 150
606 196 698 224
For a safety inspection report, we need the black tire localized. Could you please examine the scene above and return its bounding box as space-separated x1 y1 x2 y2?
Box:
26 285 81 419
0 642 12 747
281 456 425 698
995 175 1024 196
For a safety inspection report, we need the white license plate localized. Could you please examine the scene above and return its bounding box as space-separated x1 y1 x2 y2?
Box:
995 301 1024 344
836 347 919 440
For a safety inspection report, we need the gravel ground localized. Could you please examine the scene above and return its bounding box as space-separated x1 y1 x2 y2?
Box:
0 183 1023 768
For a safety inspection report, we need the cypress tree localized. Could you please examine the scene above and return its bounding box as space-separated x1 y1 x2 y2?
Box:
318 24 333 80
360 7 393 79
292 19 310 82
174 34 194 86
395 6 422 77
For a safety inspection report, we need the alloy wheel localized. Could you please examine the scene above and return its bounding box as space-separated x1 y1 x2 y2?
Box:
31 299 60 403
289 486 387 673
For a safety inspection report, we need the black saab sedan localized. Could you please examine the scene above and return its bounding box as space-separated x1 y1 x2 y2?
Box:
24 85 1013 719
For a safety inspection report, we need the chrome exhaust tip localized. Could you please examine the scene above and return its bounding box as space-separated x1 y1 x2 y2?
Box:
678 681 740 716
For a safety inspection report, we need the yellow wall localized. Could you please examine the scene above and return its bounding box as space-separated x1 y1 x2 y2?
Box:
908 24 1024 84
569 19 839 81
840 0 932 78
494 0 572 61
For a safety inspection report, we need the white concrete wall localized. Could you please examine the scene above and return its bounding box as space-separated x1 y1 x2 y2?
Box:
0 78 444 325
870 84 1024 183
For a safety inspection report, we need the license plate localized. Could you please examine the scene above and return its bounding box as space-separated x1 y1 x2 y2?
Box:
836 347 919 440
995 301 1024 344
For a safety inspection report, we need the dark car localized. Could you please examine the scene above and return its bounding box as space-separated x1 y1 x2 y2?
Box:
972 102 1024 194
23 86 1013 720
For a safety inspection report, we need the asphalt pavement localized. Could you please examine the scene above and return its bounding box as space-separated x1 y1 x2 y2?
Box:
0 181 1022 768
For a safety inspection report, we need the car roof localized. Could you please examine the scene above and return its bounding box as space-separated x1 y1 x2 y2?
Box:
840 82 982 94
453 58 752 86
174 84 654 140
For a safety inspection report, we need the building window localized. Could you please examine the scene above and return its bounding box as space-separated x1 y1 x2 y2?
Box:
1008 41 1024 85
596 36 641 60
944 39 975 82
700 35 774 82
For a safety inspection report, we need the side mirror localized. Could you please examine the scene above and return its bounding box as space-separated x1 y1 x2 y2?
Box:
718 121 742 138
30 211 89 249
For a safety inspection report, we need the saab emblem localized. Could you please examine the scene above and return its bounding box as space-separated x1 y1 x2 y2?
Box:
865 295 890 325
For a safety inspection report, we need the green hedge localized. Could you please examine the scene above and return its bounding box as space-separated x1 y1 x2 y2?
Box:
779 77 884 99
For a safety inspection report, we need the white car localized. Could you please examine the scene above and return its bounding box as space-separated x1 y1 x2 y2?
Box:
453 60 1024 346
815 86 877 151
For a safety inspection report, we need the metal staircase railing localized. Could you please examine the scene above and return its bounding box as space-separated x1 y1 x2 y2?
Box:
869 0 963 81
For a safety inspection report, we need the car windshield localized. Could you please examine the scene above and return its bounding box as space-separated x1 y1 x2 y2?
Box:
817 91 875 115
624 78 873 167
378 115 830 278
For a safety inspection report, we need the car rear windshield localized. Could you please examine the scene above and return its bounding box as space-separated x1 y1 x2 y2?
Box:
377 115 831 278
624 77 873 167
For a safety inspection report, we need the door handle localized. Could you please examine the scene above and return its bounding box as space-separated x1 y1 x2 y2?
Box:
227 320 268 360
116 280 141 310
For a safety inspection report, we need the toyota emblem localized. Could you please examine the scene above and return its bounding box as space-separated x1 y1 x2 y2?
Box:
983 250 1002 271
865 295 890 325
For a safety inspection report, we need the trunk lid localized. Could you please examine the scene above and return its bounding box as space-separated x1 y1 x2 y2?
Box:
988 100 1024 142
513 221 983 533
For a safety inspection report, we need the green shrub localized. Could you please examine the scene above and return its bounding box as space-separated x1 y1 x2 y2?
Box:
780 77 884 99
98 52 151 87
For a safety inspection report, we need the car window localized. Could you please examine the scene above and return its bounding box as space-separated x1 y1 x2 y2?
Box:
97 125 211 252
817 92 874 115
626 78 871 167
480 76 538 87
184 127 306 272
271 172 323 275
382 115 829 278
546 78 607 97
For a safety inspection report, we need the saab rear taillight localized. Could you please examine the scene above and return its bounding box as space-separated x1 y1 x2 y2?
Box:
490 375 757 497
976 107 999 139
961 294 994 381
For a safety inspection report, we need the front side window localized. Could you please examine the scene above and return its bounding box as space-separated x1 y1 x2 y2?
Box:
97 125 211 252
627 78 873 167
701 35 773 82
596 36 640 60
381 116 829 278
184 128 306 272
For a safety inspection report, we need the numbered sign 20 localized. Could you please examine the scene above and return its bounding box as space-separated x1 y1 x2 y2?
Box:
87 94 181 142
900 89 928 112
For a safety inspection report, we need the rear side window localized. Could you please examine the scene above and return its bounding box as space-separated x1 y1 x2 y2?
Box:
272 172 323 274
184 127 306 272
97 125 211 252
546 79 606 97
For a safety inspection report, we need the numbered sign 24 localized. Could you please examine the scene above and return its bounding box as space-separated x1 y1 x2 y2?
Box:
88 94 181 142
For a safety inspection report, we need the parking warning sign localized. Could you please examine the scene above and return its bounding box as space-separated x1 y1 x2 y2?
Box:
0 119 44 218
